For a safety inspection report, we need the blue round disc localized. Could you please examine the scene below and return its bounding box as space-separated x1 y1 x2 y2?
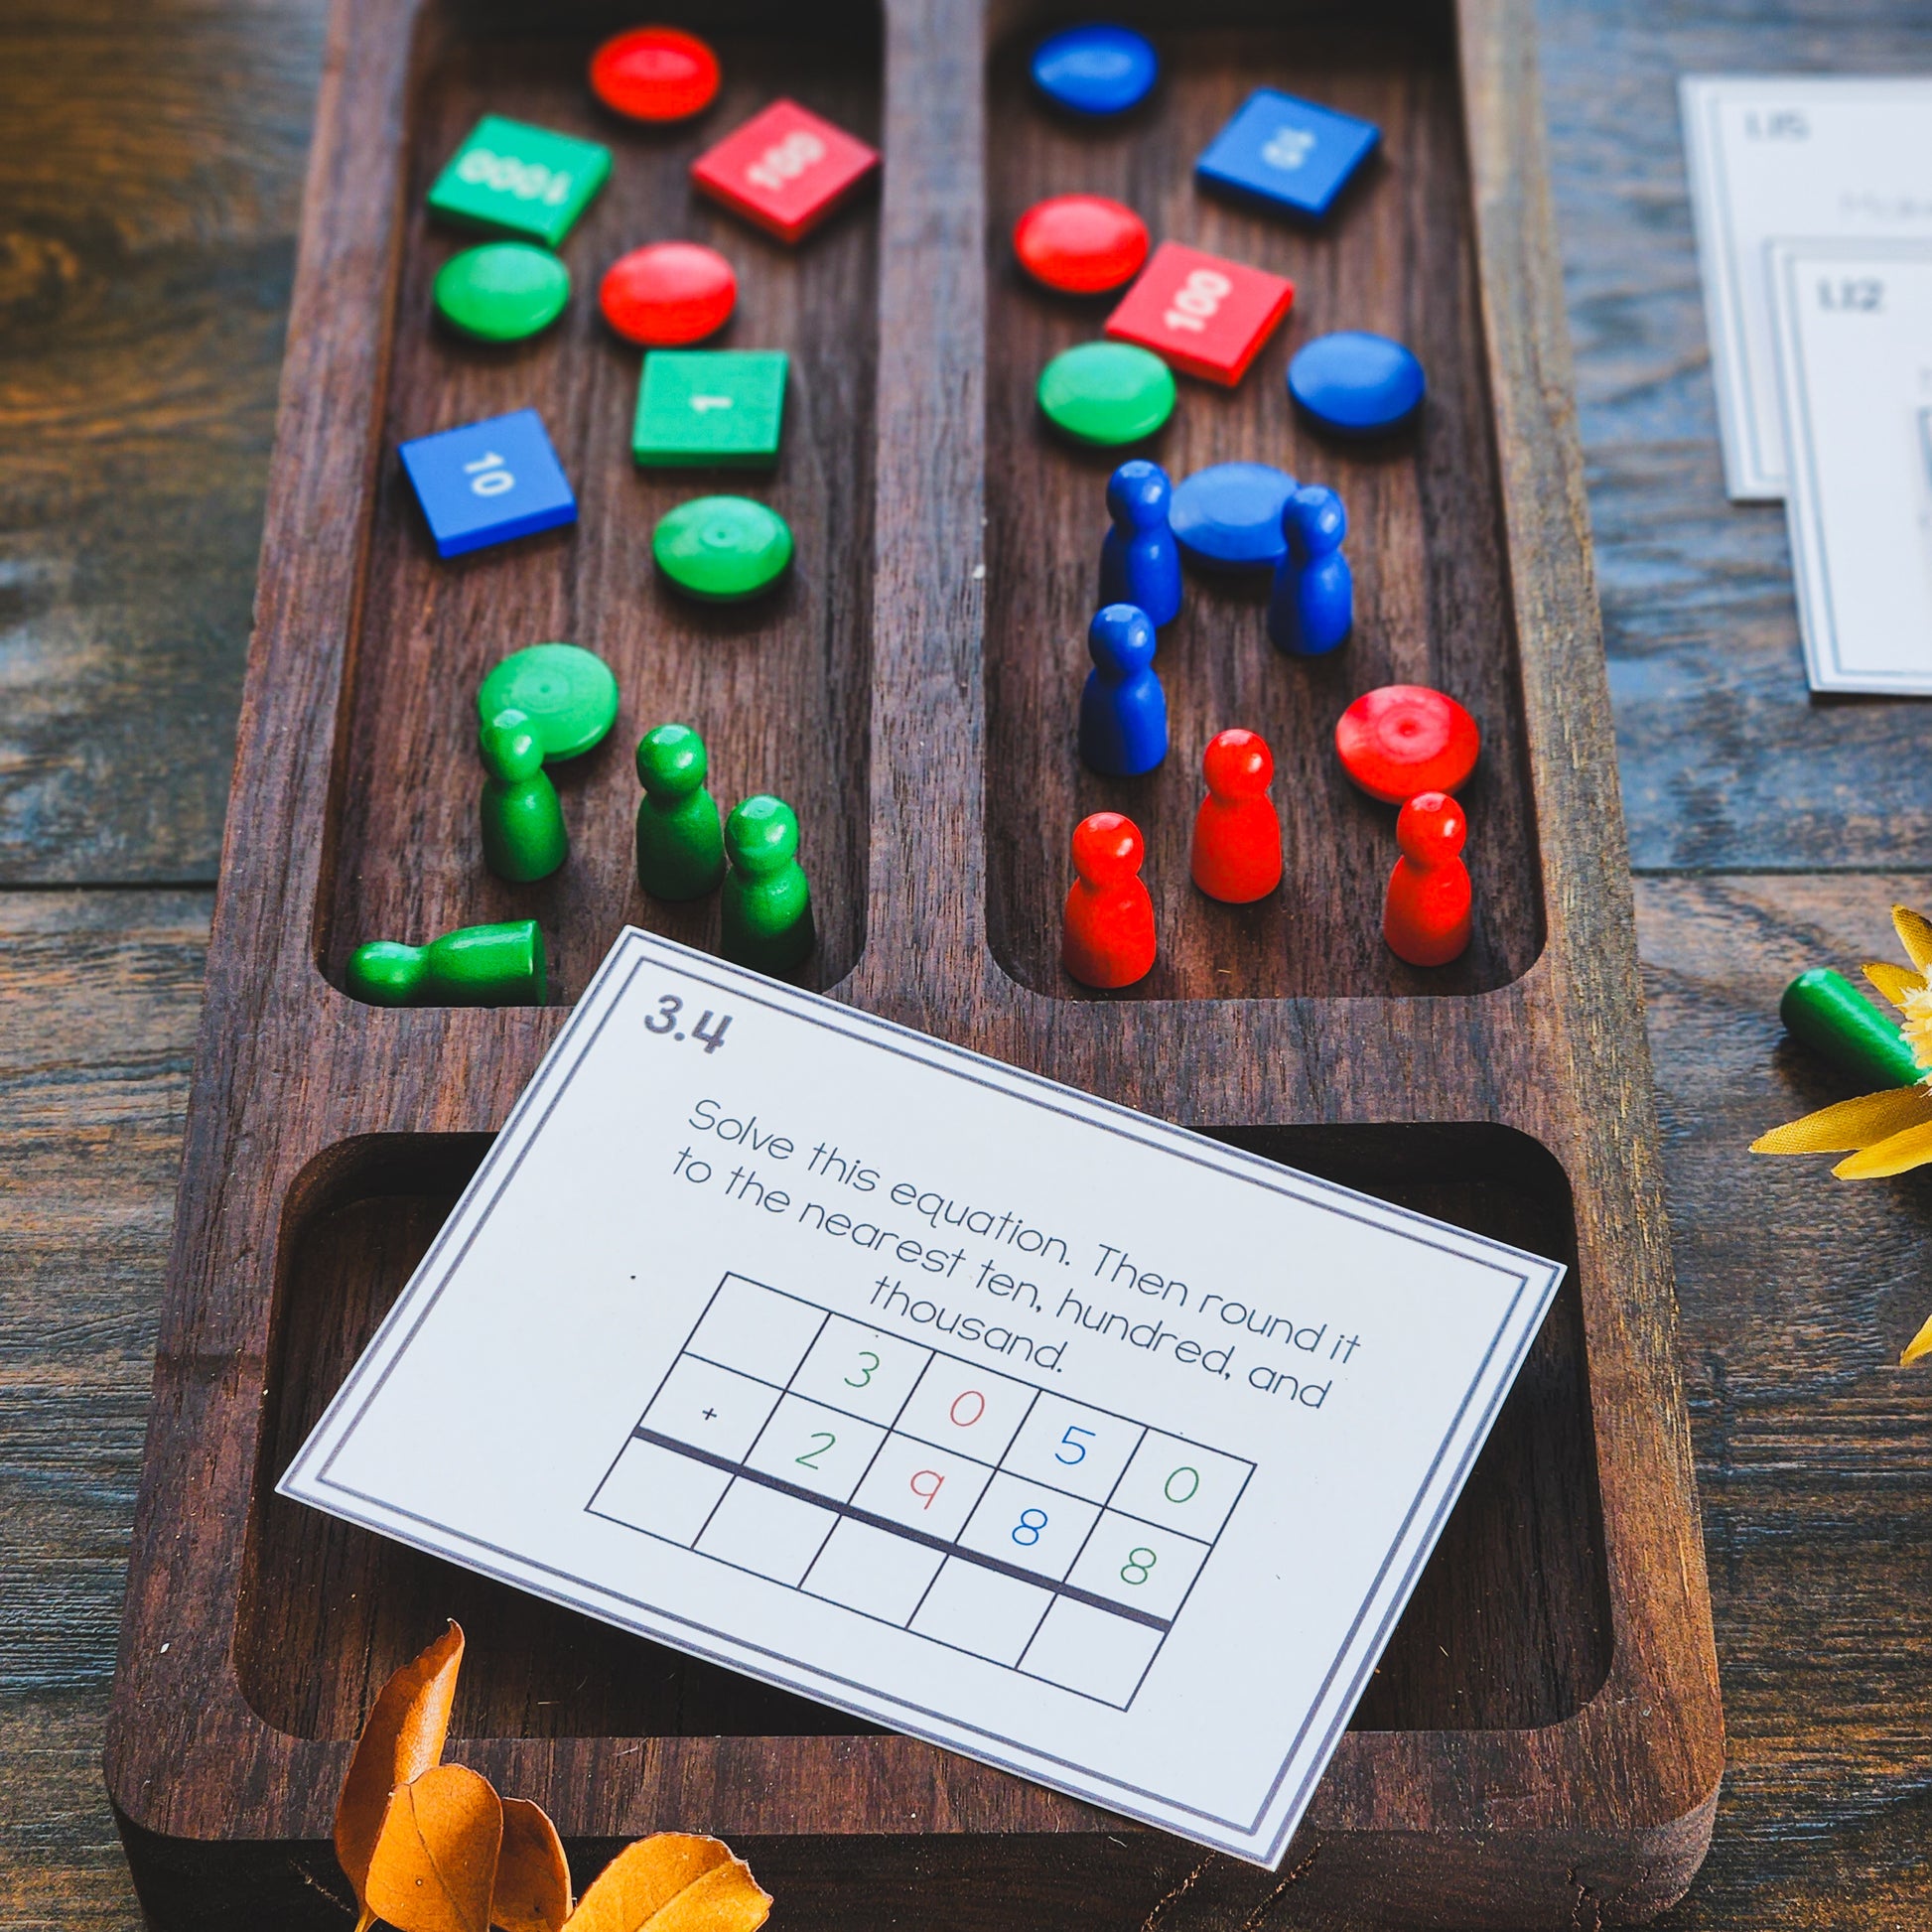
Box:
1288 331 1427 435
1171 463 1298 569
1031 25 1159 117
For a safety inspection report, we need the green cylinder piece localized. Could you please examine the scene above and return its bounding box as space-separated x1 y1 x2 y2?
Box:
721 794 814 977
1781 967 1921 1089
635 723 726 900
345 920 547 1007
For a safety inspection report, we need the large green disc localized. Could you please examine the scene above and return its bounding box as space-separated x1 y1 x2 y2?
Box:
476 643 619 760
1037 341 1175 446
434 241 571 343
652 495 793 602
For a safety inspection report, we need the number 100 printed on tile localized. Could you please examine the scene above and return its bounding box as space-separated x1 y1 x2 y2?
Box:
280 928 1564 1868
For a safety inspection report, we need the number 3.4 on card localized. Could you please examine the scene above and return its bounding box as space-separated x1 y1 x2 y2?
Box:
644 993 732 1052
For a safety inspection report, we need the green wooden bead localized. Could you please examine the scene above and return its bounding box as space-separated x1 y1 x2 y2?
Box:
426 115 612 247
653 495 793 601
480 707 568 882
635 723 726 900
434 241 571 342
1781 967 1922 1089
722 794 814 977
345 920 546 1007
1037 341 1175 446
476 642 619 761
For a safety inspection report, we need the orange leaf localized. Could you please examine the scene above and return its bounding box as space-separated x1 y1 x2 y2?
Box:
564 1834 771 1932
1894 904 1932 974
1863 960 1926 1010
493 1797 572 1932
337 1623 466 1923
1834 1118 1932 1179
367 1762 504 1932
1902 1311 1932 1367
1751 1086 1932 1155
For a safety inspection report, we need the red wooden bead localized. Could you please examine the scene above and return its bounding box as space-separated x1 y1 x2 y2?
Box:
1104 239 1295 387
590 27 721 124
1190 728 1283 903
1062 811 1157 989
690 98 881 245
1014 195 1150 295
1335 683 1479 803
600 242 737 345
1384 791 1472 967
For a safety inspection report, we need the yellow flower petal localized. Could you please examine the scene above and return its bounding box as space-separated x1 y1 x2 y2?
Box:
1834 1119 1932 1178
1752 1086 1932 1155
1892 905 1932 974
1902 1311 1932 1367
1863 960 1927 1010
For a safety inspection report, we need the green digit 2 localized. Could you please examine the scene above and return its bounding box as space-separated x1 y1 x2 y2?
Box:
795 1432 836 1469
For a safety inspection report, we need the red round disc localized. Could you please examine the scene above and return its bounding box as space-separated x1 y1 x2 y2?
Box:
600 242 737 345
1014 195 1150 295
589 27 721 124
1335 685 1480 803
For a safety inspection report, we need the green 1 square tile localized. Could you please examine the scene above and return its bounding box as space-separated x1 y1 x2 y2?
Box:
633 350 789 468
427 114 613 247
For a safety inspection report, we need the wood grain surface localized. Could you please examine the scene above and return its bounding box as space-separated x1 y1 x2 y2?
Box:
2 0 1930 1928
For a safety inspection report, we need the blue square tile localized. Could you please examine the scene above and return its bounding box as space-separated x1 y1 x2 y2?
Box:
1194 88 1380 220
399 407 577 559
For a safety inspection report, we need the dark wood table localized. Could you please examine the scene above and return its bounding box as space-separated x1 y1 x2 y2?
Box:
3 2 1928 1923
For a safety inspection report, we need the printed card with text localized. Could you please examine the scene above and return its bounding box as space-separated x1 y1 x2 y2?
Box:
1769 238 1932 694
282 930 1564 1867
1680 75 1932 500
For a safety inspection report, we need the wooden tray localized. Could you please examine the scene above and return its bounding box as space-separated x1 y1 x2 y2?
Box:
106 1 1725 1925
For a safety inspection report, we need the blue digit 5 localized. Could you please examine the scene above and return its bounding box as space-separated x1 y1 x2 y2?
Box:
1056 1425 1095 1464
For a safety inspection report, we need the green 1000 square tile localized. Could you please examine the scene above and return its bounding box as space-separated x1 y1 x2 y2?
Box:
427 114 612 248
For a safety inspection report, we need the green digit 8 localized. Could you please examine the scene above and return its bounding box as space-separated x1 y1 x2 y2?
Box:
1120 1546 1158 1586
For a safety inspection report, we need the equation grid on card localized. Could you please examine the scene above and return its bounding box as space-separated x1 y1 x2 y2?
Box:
587 1273 1255 1709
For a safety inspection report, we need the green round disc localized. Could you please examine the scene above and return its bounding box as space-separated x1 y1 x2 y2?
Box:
434 242 571 343
653 495 793 602
476 643 619 761
1037 341 1175 446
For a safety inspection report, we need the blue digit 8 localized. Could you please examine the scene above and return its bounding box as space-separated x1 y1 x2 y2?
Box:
1012 1506 1048 1547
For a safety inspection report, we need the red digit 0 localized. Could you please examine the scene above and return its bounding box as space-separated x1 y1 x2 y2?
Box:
949 1389 986 1428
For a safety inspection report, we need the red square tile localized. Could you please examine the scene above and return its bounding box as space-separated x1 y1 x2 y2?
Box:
690 98 880 244
1104 240 1296 387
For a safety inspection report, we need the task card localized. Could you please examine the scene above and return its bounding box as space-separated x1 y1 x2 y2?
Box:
282 930 1564 1867
1681 76 1932 501
1769 239 1932 694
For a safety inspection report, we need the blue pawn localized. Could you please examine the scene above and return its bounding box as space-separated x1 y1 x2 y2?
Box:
1079 604 1168 776
1099 460 1182 627
1268 483 1352 656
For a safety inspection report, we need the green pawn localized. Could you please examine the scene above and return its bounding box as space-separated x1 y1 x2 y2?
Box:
345 920 546 1007
722 794 814 977
480 707 567 882
635 723 725 899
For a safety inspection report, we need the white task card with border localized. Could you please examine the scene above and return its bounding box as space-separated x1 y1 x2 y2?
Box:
1769 238 1932 694
281 929 1565 1868
1680 75 1932 500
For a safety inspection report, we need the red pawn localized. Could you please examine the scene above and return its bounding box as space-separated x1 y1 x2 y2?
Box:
1384 791 1471 967
1190 728 1283 902
1062 812 1156 989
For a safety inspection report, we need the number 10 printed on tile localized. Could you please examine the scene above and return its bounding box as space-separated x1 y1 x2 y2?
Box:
281 929 1564 1867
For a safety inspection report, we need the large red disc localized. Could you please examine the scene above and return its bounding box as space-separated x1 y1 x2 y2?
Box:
1335 685 1479 803
1014 195 1150 295
590 27 721 124
600 242 737 345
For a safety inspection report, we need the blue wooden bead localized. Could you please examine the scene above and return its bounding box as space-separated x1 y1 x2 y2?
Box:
1195 88 1380 219
1171 462 1298 569
399 407 577 558
1288 331 1427 435
1031 25 1158 117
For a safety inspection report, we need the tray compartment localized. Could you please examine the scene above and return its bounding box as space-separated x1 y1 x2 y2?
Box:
984 4 1544 1000
320 6 882 1004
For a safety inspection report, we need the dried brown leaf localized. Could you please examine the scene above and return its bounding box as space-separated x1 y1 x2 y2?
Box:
493 1797 572 1932
337 1622 466 1925
366 1762 504 1932
563 1834 771 1932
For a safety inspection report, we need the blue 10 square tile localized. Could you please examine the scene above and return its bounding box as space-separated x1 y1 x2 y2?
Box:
399 407 577 559
1195 88 1380 220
